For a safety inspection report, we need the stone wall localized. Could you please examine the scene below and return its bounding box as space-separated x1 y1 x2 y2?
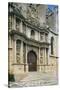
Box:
8 3 58 82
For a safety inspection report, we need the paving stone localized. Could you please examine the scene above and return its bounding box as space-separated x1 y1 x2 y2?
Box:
9 72 58 87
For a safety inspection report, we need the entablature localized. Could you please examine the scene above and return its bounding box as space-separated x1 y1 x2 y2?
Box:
9 30 50 48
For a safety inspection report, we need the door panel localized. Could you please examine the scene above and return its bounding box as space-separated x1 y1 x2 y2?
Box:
27 51 37 71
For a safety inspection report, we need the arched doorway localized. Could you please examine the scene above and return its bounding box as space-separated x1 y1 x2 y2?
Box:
27 50 37 71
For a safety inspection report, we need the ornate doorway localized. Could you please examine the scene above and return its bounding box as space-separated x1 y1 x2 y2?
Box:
27 50 37 71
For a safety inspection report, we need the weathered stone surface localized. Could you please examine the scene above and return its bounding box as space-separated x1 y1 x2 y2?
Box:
8 3 58 86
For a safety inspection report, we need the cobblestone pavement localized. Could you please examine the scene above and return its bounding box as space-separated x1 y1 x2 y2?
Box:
9 72 58 87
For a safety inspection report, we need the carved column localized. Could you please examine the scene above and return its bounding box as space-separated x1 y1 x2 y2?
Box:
12 15 16 30
19 20 21 32
12 39 16 75
20 41 24 72
13 39 16 64
26 44 28 72
44 48 46 72
20 20 23 33
8 36 13 74
20 41 23 63
42 48 46 72
42 48 44 72
39 47 41 72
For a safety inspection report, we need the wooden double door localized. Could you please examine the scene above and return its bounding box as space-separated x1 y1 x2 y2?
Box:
27 51 37 71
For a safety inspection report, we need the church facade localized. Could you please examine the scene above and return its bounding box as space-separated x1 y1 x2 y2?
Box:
8 3 58 81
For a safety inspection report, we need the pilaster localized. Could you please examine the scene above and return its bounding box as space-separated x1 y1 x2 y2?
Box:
12 15 16 30
20 41 23 63
20 20 23 33
38 47 40 71
26 44 28 72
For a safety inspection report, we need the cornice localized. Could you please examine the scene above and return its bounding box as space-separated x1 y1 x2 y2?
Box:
9 30 50 48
